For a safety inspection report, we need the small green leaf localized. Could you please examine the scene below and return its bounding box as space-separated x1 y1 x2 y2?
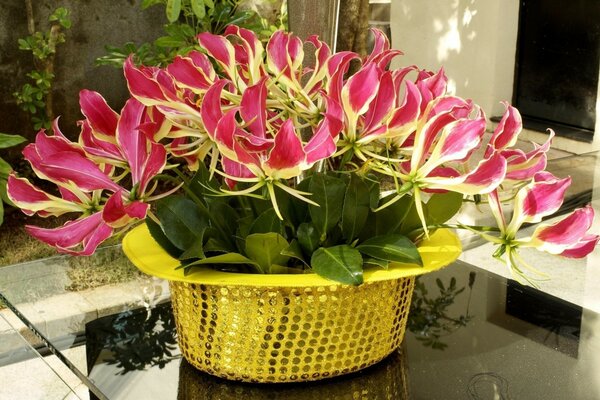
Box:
166 0 182 22
357 234 422 266
365 174 381 209
182 253 260 270
281 239 308 267
146 218 183 259
297 222 320 255
189 162 219 198
245 233 290 274
0 178 14 206
179 230 206 260
364 258 389 269
249 208 282 234
311 245 363 285
359 194 413 241
0 157 11 177
309 173 346 238
156 196 209 250
0 133 26 148
155 35 187 48
190 0 206 19
208 201 238 242
341 173 371 241
427 191 463 224
400 197 426 237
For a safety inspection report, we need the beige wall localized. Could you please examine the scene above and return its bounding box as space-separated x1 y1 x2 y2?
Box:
389 0 600 152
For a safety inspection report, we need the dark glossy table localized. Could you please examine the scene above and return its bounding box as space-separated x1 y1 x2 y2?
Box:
1 251 598 400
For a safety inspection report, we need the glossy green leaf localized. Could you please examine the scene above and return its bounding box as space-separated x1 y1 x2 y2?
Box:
208 201 238 241
156 196 209 251
359 194 413 241
365 174 381 209
189 162 220 198
146 218 182 259
341 174 371 241
245 233 290 274
179 230 206 260
155 36 186 48
281 239 308 267
357 234 422 266
400 197 426 237
427 191 463 224
364 257 389 269
249 208 282 234
235 215 253 252
0 178 13 206
311 245 363 285
308 173 346 238
0 157 11 177
182 253 260 270
0 133 26 148
166 0 182 22
297 222 320 255
190 0 206 19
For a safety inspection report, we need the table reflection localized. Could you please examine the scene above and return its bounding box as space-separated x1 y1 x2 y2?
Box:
177 350 408 400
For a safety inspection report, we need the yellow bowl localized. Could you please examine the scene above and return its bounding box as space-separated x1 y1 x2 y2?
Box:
123 224 461 383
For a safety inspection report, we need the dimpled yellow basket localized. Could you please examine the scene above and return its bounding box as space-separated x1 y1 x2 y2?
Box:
123 224 461 383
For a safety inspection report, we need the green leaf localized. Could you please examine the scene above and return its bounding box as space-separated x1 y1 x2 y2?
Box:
297 222 320 255
311 245 363 285
0 133 26 148
0 157 11 177
179 229 206 260
359 194 413 241
190 0 206 19
365 174 381 209
308 173 346 238
235 215 253 252
156 196 209 251
208 201 238 243
400 198 426 237
341 174 371 241
364 257 389 269
281 239 308 267
357 234 422 266
182 253 260 270
155 35 187 48
189 162 219 198
0 196 3 226
146 218 183 259
427 191 463 224
0 178 13 206
249 208 282 234
245 233 290 274
166 0 182 22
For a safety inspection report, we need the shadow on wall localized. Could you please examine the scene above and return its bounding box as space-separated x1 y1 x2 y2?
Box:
390 0 519 118
0 0 164 144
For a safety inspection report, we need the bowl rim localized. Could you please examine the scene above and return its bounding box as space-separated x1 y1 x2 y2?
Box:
122 223 462 287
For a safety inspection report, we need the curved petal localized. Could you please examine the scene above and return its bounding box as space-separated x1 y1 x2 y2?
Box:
103 191 149 228
79 90 119 138
263 120 305 179
25 212 113 256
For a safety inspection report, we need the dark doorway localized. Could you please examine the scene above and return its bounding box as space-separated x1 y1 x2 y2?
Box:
515 0 600 139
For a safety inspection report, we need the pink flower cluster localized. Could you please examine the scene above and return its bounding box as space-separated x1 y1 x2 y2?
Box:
8 26 598 282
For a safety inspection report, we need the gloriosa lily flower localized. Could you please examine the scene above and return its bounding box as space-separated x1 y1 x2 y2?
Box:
7 91 170 255
7 26 597 285
482 172 599 284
